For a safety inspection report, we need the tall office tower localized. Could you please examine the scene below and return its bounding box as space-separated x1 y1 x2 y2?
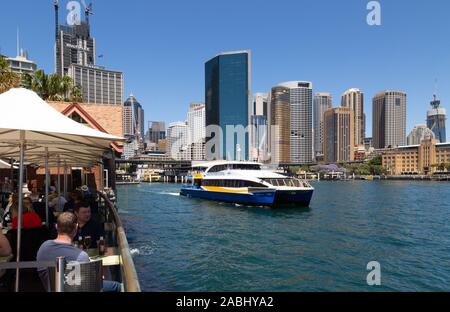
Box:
270 86 291 163
427 95 447 143
323 107 355 163
341 88 365 146
205 50 250 161
54 0 95 76
167 121 190 161
250 93 269 162
147 121 166 151
407 124 435 145
123 94 144 140
188 102 206 161
372 91 407 148
313 92 332 158
275 81 313 164
54 1 124 105
68 64 124 105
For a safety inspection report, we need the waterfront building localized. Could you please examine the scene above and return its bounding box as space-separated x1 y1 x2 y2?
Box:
5 50 37 75
372 91 407 149
167 121 190 161
205 50 250 161
314 92 332 159
382 137 450 175
47 101 124 158
427 95 447 143
407 124 435 145
341 88 365 146
323 107 355 163
188 102 206 161
364 137 373 152
270 86 291 163
272 81 313 164
68 64 124 105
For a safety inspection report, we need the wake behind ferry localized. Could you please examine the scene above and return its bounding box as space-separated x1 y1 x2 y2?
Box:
180 161 314 207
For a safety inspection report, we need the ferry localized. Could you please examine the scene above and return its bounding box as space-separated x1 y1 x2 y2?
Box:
180 161 314 207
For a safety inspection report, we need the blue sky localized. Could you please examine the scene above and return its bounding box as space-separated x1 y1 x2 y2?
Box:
1 0 449 138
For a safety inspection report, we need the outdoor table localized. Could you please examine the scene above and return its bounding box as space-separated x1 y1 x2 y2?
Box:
87 247 120 267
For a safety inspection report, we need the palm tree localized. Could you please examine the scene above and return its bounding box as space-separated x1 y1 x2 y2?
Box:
22 70 83 102
0 55 20 94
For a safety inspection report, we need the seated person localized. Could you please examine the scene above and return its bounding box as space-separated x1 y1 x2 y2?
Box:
37 212 120 292
0 233 11 257
2 202 49 292
49 192 67 213
64 191 83 213
0 233 12 290
74 201 105 249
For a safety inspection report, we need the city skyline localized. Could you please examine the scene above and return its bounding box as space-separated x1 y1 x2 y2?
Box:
0 0 449 139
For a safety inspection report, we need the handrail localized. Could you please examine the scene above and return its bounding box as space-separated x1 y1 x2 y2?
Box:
98 192 141 292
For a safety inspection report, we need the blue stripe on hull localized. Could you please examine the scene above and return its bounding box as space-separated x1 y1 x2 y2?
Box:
274 190 314 207
180 187 275 206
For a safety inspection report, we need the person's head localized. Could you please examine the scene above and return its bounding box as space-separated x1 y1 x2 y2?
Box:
8 193 18 204
56 212 78 239
75 201 91 224
23 197 33 211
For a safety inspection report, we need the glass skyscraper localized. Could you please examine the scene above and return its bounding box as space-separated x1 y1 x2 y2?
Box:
205 51 250 161
427 95 447 143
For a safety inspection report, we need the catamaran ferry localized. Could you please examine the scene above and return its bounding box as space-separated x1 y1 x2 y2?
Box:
180 161 314 207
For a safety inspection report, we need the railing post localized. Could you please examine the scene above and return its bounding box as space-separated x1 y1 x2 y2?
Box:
55 256 66 293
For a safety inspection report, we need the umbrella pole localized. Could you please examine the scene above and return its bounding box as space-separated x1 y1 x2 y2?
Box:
45 148 49 227
15 130 25 293
9 158 14 193
100 159 104 192
64 161 67 199
57 157 61 211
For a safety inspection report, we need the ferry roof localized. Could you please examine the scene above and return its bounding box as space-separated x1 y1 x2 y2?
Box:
192 160 263 169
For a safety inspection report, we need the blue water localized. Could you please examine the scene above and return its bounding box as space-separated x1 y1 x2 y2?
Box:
117 181 450 292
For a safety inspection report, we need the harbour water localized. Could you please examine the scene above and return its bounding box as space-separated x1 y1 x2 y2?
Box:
118 181 450 292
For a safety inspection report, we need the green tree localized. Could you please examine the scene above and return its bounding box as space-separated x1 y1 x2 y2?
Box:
22 70 82 102
0 55 20 94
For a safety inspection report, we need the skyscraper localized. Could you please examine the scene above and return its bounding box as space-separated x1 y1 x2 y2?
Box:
250 93 269 162
427 95 446 143
123 94 145 143
54 0 95 77
205 50 250 161
68 64 124 105
407 125 435 145
54 1 124 105
276 81 313 164
147 121 166 149
188 103 206 161
270 86 290 163
323 107 355 163
167 121 190 161
341 88 365 146
372 91 407 149
313 92 332 158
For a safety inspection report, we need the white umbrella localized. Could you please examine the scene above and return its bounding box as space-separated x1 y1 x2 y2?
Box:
0 88 124 292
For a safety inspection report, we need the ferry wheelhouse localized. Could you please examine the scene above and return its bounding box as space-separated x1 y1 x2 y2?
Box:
180 161 314 207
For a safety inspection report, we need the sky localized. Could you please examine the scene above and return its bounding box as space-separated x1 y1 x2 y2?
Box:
0 0 449 138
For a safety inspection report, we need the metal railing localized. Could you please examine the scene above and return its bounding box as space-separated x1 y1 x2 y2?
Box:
98 192 141 292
